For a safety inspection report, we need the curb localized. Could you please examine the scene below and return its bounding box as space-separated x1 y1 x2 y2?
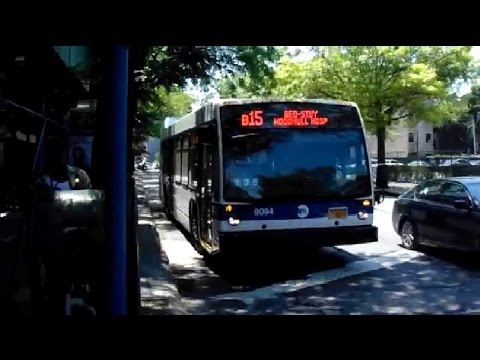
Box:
380 185 416 197
382 189 405 197
135 172 187 315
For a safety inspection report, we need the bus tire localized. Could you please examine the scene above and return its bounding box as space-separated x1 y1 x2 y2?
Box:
163 187 173 221
189 202 207 256
164 204 173 221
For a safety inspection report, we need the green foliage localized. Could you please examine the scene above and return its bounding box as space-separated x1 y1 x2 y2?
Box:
138 46 282 93
450 85 480 124
468 84 480 110
272 47 475 135
216 74 277 98
219 46 478 187
132 46 283 140
140 86 194 138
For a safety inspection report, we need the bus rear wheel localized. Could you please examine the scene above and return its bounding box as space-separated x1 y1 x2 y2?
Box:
189 206 207 257
163 189 173 221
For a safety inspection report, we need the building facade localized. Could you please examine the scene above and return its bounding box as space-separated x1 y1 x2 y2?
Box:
365 120 435 159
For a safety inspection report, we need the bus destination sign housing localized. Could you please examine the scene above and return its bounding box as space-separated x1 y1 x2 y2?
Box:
221 102 361 130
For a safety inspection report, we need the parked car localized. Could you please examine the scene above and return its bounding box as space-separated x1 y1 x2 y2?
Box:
392 177 480 252
407 160 431 167
439 158 471 166
385 159 403 166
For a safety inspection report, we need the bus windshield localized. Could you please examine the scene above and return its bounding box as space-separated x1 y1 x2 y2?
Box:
220 103 371 202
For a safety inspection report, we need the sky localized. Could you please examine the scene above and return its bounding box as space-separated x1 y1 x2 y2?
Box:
187 46 480 108
472 46 480 60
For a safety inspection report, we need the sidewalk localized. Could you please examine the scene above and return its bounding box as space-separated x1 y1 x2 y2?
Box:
383 182 416 197
135 170 187 315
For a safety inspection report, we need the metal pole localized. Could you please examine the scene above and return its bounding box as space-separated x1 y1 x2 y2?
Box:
107 46 129 315
473 111 478 155
416 127 419 158
416 127 419 183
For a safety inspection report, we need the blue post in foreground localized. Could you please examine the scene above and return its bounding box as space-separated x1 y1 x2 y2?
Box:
108 46 129 315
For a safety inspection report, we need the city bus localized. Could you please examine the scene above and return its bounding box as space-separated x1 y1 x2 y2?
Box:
160 99 379 255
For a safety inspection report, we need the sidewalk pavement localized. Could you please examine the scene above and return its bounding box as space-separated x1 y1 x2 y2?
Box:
133 168 415 314
135 170 187 315
383 182 416 197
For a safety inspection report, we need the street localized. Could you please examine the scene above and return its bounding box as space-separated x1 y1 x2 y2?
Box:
141 170 480 315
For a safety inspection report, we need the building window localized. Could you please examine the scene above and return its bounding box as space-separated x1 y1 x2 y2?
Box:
408 133 414 143
426 133 432 143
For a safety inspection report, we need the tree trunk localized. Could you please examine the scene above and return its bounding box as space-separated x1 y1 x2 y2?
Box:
376 126 388 189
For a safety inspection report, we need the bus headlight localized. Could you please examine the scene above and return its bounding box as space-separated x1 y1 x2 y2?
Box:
228 217 240 226
357 212 368 220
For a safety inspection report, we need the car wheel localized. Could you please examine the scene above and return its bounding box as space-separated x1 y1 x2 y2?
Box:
400 219 419 250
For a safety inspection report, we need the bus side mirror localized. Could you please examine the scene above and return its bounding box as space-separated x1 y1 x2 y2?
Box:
374 189 384 204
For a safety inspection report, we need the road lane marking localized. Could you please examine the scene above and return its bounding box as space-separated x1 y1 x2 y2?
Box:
211 249 423 306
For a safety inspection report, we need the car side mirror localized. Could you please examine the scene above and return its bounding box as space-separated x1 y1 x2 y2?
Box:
374 189 384 204
454 199 472 211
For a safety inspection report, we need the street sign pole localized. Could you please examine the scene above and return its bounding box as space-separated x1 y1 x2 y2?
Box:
474 110 478 155
106 46 129 315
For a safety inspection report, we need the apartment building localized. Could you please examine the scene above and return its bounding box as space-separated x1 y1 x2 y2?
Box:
365 120 435 159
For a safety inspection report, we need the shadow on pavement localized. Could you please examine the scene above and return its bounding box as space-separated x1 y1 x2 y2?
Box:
181 246 480 315
163 207 361 290
417 246 480 272
137 208 187 315
281 252 480 315
204 247 358 289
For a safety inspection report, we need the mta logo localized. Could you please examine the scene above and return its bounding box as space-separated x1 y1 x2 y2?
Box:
297 204 309 219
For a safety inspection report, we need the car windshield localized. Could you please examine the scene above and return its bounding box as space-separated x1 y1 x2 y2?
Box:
468 183 480 200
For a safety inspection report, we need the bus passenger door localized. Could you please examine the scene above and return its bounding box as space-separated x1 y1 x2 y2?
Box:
198 143 214 248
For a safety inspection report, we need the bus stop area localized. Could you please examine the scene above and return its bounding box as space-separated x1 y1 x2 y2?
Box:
134 168 186 314
0 46 138 315
4 45 480 317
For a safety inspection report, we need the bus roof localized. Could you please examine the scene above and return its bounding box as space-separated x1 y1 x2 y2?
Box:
162 98 359 138
210 98 358 107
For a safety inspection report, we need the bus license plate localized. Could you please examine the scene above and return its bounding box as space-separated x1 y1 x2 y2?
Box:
328 207 348 220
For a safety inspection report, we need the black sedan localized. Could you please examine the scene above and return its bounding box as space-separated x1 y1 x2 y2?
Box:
392 177 480 252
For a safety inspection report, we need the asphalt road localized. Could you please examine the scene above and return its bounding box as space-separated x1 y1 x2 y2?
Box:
143 170 480 315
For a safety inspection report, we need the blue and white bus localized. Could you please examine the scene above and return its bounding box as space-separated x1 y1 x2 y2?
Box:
161 99 378 255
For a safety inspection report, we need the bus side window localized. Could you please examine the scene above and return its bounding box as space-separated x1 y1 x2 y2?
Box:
181 136 189 185
174 138 182 184
188 134 198 188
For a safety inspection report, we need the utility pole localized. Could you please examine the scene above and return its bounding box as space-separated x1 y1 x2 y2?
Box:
473 109 478 155
105 46 129 315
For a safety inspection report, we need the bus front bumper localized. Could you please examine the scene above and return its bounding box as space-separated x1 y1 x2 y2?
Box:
218 225 378 251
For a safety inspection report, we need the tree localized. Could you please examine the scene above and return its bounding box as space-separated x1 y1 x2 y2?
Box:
467 85 480 152
468 85 480 112
140 86 195 138
271 47 476 187
216 72 278 98
129 46 282 152
140 46 282 92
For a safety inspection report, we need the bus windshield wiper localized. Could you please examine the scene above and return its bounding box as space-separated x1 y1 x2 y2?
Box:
230 133 259 139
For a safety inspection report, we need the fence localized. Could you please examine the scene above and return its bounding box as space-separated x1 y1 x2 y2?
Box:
374 150 480 165
382 164 480 184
